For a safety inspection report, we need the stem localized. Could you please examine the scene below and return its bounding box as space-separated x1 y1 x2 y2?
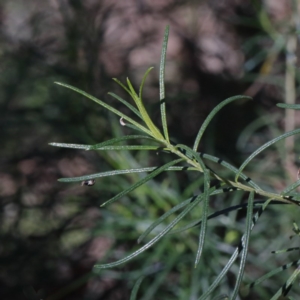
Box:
161 141 299 206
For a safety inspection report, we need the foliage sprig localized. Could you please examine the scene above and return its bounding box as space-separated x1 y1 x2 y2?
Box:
50 26 300 299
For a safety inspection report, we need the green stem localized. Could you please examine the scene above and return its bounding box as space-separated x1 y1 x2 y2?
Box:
161 141 299 206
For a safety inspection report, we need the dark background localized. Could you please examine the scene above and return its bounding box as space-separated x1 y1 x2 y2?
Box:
1 1 300 299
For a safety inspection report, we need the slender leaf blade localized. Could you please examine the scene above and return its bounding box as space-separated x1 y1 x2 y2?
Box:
130 276 145 300
230 191 254 299
93 145 163 151
139 67 154 99
100 158 184 206
270 267 300 300
199 152 261 190
49 143 90 150
90 135 157 149
194 155 210 267
248 260 300 289
112 78 132 95
277 103 300 110
170 199 267 234
94 192 204 269
54 82 154 137
173 144 211 267
198 198 272 299
281 179 300 195
50 135 158 151
139 184 230 243
108 92 142 119
235 128 300 182
159 25 170 143
58 165 196 183
126 77 164 140
138 195 201 244
193 95 252 151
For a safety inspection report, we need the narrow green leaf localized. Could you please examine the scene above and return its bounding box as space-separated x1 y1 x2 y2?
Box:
49 142 90 150
100 158 184 206
270 267 300 300
193 95 252 151
112 78 132 95
58 165 194 183
172 200 287 234
231 191 254 299
199 249 240 299
277 103 300 110
139 183 229 243
235 128 300 182
93 145 162 151
170 194 262 235
159 25 170 143
138 195 202 244
198 198 272 299
139 67 154 99
172 144 211 267
54 82 154 137
94 192 204 269
272 247 299 254
177 144 209 175
90 135 156 149
141 251 179 300
130 276 145 300
248 260 300 289
281 179 300 195
126 77 165 141
194 158 210 267
50 135 157 151
108 92 142 119
159 25 169 101
199 152 261 190
176 144 201 161
126 77 139 99
236 114 279 151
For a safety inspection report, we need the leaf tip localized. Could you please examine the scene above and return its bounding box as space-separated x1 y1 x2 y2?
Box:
49 142 60 147
93 264 102 269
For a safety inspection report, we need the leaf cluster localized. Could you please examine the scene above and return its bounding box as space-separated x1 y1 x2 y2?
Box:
50 26 300 299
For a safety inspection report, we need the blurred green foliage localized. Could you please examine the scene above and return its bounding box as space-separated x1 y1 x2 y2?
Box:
1 1 300 299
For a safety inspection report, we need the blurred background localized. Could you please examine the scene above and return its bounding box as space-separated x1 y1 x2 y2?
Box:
1 0 300 299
